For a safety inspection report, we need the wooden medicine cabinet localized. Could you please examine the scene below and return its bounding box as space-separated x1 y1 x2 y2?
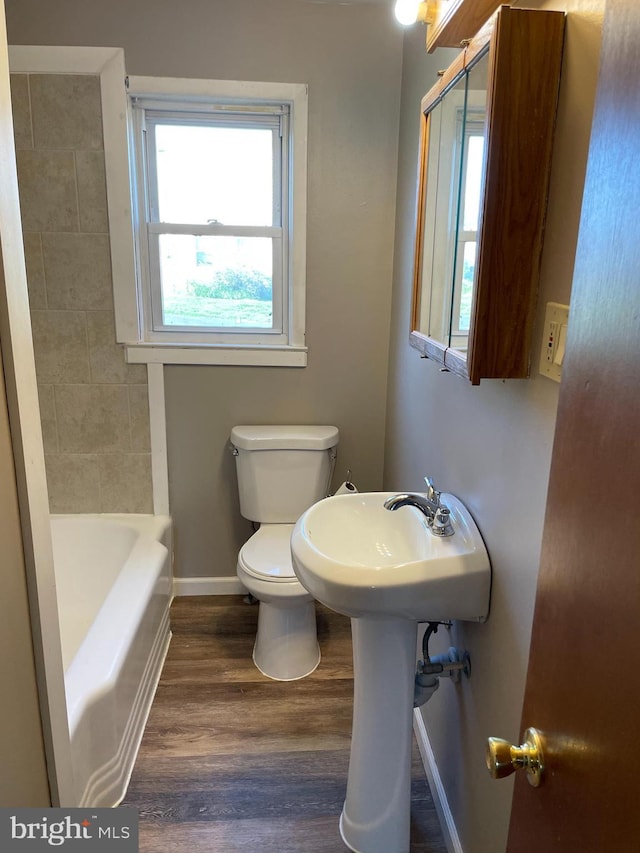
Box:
410 6 565 384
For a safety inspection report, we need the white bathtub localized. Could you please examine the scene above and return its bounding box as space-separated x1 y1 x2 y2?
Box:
50 514 173 807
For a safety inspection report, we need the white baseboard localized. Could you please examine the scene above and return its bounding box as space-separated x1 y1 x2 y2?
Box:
173 576 246 596
413 709 464 853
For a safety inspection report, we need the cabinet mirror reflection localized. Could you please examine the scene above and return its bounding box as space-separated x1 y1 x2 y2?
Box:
410 6 566 384
416 52 488 353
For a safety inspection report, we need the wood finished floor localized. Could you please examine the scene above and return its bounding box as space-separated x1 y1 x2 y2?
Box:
122 596 447 853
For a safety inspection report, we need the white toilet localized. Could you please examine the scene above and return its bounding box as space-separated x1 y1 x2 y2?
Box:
231 424 339 681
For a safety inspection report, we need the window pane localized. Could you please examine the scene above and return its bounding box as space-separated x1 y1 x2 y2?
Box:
154 124 274 226
462 134 485 232
157 234 273 328
458 241 476 332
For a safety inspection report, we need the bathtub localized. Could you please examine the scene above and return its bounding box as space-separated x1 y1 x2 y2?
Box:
50 514 173 808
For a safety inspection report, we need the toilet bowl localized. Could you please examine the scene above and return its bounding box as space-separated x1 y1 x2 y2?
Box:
231 424 339 681
237 524 319 681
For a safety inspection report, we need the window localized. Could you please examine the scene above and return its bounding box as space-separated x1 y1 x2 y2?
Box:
450 112 485 349
124 78 308 366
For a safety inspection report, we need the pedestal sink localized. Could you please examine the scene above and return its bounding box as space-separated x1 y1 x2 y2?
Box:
291 491 491 853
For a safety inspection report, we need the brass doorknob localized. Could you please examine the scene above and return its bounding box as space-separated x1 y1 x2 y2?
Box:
486 727 545 787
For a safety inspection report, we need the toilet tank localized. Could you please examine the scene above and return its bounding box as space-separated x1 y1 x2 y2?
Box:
231 425 339 523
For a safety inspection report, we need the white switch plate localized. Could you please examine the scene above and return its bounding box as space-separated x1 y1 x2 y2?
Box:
539 301 570 383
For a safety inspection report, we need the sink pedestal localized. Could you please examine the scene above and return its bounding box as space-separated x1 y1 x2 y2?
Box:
340 617 418 853
291 491 492 850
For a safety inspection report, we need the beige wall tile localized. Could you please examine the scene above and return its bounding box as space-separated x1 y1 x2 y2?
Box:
42 233 113 310
127 362 148 384
31 310 90 384
10 73 33 150
55 384 131 453
75 150 108 233
87 310 128 383
23 232 47 309
37 384 58 454
98 454 153 513
16 149 79 232
14 72 153 517
45 453 101 513
128 385 151 452
30 74 103 150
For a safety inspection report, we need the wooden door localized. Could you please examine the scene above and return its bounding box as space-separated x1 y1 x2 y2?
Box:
506 0 640 849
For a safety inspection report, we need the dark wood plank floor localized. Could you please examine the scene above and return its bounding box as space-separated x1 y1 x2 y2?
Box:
122 595 447 853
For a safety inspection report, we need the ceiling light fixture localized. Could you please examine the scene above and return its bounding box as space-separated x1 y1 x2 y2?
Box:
394 0 436 27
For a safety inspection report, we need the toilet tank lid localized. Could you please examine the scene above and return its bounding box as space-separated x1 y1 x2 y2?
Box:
231 425 339 450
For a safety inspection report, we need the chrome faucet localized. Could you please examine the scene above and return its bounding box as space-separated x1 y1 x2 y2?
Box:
384 477 454 537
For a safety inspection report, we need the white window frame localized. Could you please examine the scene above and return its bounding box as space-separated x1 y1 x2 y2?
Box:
134 104 288 343
120 77 308 367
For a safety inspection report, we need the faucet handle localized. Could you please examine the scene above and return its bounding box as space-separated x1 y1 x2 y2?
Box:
432 506 454 537
424 476 440 504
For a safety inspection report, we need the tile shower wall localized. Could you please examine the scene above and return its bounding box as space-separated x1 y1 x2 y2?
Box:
11 72 153 514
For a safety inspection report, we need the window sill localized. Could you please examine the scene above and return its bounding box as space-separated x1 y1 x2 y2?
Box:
125 342 308 367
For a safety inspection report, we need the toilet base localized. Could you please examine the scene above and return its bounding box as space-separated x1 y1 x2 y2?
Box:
253 599 320 681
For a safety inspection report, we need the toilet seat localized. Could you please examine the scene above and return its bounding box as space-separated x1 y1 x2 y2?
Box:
238 524 297 582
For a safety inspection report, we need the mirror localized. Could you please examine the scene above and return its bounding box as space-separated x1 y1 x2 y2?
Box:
410 7 566 384
415 52 488 353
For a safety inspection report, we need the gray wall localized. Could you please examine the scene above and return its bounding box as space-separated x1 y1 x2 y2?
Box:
11 70 152 514
385 1 604 849
0 0 54 805
0 344 50 806
6 0 404 578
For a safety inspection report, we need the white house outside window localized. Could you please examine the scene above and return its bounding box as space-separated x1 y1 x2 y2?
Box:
120 78 308 367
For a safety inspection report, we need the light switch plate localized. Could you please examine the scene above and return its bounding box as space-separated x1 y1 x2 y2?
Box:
539 302 570 383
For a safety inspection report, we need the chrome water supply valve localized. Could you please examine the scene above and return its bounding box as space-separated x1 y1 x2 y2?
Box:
414 621 471 707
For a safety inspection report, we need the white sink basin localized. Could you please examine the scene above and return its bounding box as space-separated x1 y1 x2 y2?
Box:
292 490 492 852
291 491 490 622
